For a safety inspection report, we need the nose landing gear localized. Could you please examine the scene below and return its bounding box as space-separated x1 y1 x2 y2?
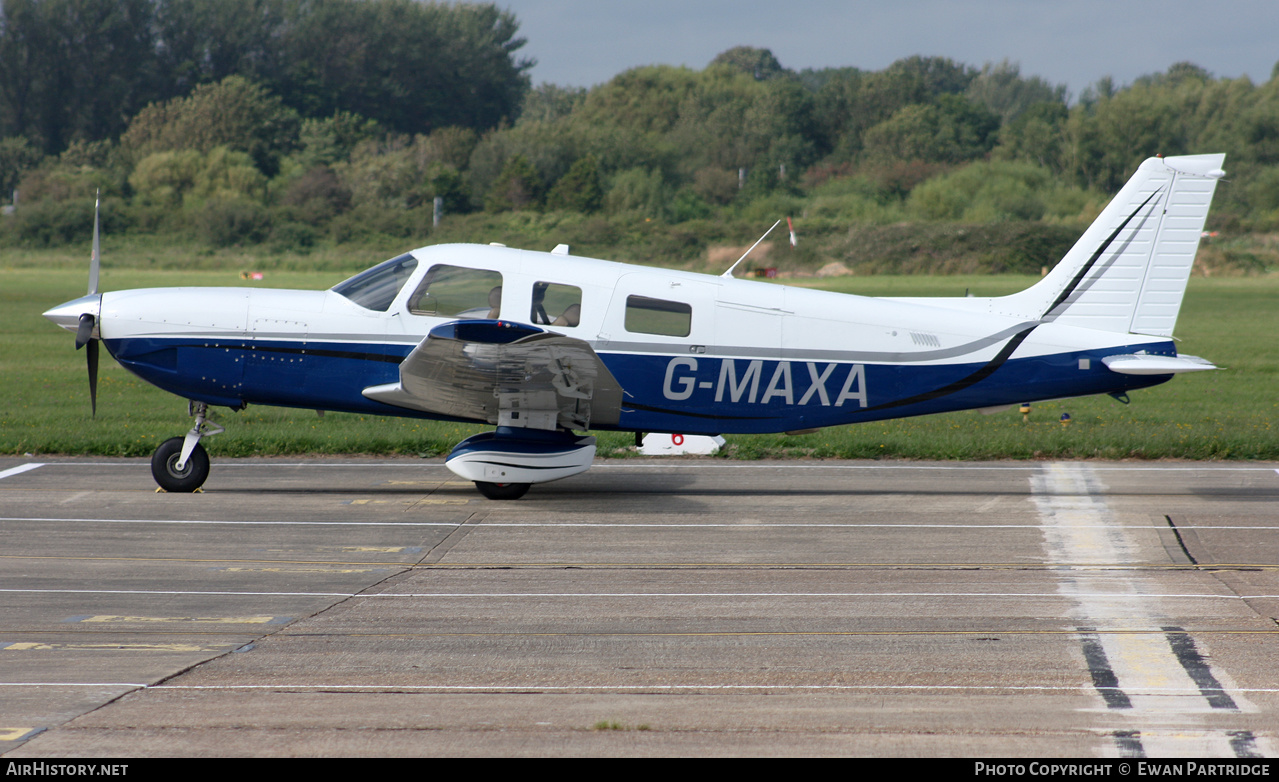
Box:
151 401 223 492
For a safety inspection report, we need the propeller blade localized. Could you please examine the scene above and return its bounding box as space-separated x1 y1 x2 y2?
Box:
75 312 95 349
89 191 100 296
87 338 99 417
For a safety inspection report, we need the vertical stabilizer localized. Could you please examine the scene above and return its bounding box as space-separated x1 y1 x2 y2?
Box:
993 154 1224 336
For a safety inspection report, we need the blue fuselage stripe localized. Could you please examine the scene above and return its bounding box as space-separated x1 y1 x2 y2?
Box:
105 336 1172 434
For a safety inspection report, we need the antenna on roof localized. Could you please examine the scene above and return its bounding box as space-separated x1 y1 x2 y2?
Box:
721 219 781 279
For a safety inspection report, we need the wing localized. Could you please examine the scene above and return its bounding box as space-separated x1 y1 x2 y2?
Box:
362 320 624 430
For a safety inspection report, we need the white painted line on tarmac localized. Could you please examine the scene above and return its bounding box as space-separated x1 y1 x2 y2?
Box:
139 683 1279 694
1033 462 1269 757
5 515 1279 530
0 683 146 688
10 681 1279 696
0 516 459 527
4 586 1277 601
0 463 43 480
359 591 1274 600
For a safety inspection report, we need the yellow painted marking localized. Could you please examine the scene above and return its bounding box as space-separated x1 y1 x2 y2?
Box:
342 546 411 553
4 642 215 652
384 481 472 487
77 615 279 625
0 728 35 741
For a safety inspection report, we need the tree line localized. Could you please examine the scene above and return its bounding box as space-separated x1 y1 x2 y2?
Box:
2 2 1278 259
0 0 529 155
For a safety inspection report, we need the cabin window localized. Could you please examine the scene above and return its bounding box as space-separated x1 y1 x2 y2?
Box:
407 265 504 319
331 253 418 312
624 295 691 337
531 282 582 327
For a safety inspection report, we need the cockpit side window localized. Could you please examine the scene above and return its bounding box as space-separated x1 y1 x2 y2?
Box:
407 264 504 319
624 295 691 337
531 282 582 328
331 253 418 312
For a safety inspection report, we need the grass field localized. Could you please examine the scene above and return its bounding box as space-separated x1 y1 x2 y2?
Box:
2 266 1277 461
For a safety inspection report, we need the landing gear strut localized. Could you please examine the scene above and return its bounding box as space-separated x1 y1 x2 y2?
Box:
151 401 222 492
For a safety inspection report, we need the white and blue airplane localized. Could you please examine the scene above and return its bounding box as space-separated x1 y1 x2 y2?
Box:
45 154 1225 499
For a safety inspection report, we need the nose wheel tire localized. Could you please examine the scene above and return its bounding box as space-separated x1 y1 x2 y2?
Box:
474 481 530 500
151 437 210 493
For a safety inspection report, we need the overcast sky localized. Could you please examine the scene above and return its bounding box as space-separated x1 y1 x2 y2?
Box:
500 0 1279 99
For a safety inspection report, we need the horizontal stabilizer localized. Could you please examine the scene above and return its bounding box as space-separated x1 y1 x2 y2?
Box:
1102 353 1218 375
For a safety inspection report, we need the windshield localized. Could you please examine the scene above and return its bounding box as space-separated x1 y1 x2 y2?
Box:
331 253 418 311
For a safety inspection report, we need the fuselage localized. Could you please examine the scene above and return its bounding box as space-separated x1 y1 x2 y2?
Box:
50 243 1174 435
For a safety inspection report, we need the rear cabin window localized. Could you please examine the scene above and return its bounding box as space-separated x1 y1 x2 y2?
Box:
531 282 583 327
407 265 504 319
624 295 691 337
331 253 418 312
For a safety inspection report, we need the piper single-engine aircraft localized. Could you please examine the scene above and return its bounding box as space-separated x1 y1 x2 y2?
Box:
45 154 1225 499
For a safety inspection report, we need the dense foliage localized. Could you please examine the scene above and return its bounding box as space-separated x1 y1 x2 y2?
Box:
2 5 1278 275
0 0 530 152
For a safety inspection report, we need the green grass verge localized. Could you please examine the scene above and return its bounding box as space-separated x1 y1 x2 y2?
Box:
3 267 1276 460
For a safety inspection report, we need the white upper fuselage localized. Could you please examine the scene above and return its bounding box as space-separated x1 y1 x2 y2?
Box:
85 243 1157 364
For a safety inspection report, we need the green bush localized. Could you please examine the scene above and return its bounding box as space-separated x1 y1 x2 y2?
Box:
329 203 431 243
193 198 272 247
805 174 905 223
605 167 667 217
667 189 712 222
908 160 1099 222
0 197 127 247
268 220 320 253
129 150 203 207
0 136 44 197
485 154 544 212
545 155 604 213
191 147 267 202
281 165 352 225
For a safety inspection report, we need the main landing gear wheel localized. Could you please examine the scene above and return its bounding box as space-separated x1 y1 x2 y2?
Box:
474 481 531 500
151 437 210 493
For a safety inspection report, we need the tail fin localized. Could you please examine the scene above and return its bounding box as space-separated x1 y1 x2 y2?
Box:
998 153 1225 337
